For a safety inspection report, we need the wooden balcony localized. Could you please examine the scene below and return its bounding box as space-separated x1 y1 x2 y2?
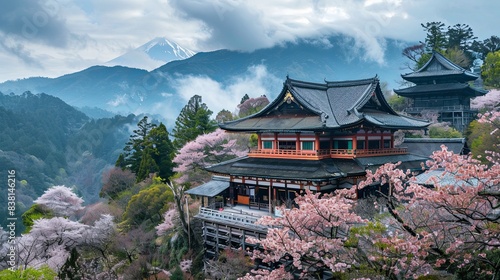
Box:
248 148 408 160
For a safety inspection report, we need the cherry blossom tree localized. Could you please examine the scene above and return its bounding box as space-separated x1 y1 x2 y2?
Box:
243 189 364 279
241 112 500 279
156 208 178 236
173 128 248 185
0 227 9 270
16 215 117 275
33 185 84 218
472 89 500 111
357 117 500 278
237 95 270 118
17 217 87 271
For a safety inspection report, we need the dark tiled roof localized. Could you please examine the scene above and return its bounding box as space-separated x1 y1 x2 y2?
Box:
220 77 429 132
397 138 468 158
205 154 428 181
185 178 230 197
355 154 428 172
206 156 348 181
394 83 487 97
415 169 478 187
363 111 433 129
401 51 478 83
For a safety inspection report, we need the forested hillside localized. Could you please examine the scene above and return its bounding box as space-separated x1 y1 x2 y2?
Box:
0 92 138 232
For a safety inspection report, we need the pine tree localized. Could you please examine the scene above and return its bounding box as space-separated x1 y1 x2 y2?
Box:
120 116 156 174
172 95 217 149
148 123 175 180
421 21 447 52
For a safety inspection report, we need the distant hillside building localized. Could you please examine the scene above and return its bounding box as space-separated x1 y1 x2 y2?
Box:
394 51 487 132
187 76 430 259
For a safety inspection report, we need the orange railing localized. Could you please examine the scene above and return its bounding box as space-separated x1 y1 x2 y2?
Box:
248 148 407 160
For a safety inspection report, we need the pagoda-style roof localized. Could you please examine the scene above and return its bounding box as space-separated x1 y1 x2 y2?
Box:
401 51 479 84
396 138 469 158
220 76 429 132
205 154 428 182
394 82 487 97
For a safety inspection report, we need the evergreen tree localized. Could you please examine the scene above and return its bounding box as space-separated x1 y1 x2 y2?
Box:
116 116 175 182
240 93 250 104
447 23 477 51
421 21 447 52
172 95 217 149
447 23 476 67
119 116 156 174
148 123 175 180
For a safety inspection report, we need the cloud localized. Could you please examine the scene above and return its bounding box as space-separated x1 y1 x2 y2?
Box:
172 64 281 115
0 0 71 47
2 0 500 82
0 34 42 67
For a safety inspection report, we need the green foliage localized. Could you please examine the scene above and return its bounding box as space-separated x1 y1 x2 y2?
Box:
172 95 217 149
421 21 447 52
21 204 53 233
122 182 174 228
0 265 57 280
429 125 462 138
345 222 386 248
386 94 409 112
415 52 433 70
467 120 500 163
99 167 136 200
170 266 184 280
471 35 500 60
406 22 494 70
59 247 82 279
118 117 175 182
249 133 258 149
120 116 157 175
447 23 477 51
147 123 175 180
482 50 500 88
444 47 471 68
240 93 250 104
215 109 234 123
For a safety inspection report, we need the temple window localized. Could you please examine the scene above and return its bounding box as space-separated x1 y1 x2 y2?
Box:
357 140 365 149
334 140 352 149
368 140 380 149
262 140 273 149
301 141 314 150
278 141 295 150
383 139 391 148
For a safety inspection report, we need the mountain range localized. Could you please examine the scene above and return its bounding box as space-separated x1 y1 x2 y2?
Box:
0 35 413 126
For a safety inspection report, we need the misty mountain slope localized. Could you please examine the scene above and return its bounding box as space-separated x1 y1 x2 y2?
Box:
154 36 409 84
0 35 412 122
0 92 138 230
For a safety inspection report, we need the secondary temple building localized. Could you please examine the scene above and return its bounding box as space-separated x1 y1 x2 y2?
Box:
394 51 487 132
187 76 430 258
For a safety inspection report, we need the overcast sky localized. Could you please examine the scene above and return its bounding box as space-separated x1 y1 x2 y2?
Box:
0 0 499 83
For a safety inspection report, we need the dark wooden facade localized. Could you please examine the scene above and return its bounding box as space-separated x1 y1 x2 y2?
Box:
394 51 487 132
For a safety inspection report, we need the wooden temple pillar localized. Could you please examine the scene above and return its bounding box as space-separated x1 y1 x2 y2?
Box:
314 133 320 151
274 133 278 151
295 132 300 151
257 133 262 150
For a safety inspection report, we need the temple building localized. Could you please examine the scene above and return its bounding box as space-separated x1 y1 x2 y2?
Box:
394 51 487 132
187 76 430 258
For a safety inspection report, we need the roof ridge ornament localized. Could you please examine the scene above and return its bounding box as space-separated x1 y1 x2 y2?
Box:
284 90 295 104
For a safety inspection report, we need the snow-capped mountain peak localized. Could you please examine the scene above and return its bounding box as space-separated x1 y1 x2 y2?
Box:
105 37 196 70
